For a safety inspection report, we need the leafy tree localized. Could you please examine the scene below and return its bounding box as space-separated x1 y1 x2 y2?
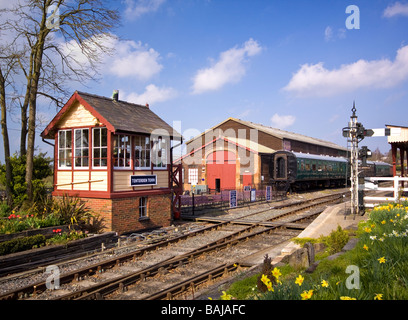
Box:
0 153 52 207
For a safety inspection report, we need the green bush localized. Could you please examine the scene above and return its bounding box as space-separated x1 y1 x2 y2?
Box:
324 225 349 254
0 153 52 207
0 234 46 255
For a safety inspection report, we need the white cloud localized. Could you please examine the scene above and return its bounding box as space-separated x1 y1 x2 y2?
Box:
192 38 262 94
324 26 333 42
108 40 163 80
383 2 408 18
124 84 177 105
283 45 408 97
270 113 296 129
324 26 346 42
59 34 163 80
125 0 166 20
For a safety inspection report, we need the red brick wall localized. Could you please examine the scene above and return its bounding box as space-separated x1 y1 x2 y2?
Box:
55 194 172 235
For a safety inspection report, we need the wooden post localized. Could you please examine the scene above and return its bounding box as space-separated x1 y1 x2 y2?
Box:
392 144 397 177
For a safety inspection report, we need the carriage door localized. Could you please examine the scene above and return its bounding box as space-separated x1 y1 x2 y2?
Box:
275 155 287 180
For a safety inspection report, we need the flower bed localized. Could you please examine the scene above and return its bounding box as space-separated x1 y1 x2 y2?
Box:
221 201 408 300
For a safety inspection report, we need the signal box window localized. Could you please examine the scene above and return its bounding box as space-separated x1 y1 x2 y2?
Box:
139 197 148 219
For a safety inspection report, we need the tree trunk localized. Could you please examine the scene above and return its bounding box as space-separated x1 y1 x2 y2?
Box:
0 69 13 205
25 17 48 201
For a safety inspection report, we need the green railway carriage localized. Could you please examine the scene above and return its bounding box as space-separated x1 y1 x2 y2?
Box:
269 150 392 191
293 152 348 188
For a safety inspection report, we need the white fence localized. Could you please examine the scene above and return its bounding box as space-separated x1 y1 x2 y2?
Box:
363 176 408 208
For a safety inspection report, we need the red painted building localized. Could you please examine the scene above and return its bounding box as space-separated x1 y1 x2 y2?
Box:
41 91 182 234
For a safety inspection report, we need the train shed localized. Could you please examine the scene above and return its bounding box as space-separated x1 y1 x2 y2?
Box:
41 90 182 234
179 117 347 193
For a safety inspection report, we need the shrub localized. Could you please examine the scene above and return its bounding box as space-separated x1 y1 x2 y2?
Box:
0 234 46 255
0 153 52 208
324 225 349 254
53 194 93 228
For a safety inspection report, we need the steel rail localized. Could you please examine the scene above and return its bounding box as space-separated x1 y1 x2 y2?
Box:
0 190 347 300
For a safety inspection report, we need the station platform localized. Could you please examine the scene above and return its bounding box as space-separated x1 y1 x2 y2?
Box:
239 202 368 266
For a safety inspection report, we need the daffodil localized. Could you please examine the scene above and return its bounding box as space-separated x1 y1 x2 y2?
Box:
374 293 383 300
381 220 386 225
295 274 304 286
340 296 356 300
363 244 369 251
300 290 313 300
261 274 271 286
378 256 386 264
321 280 329 288
271 267 282 280
220 291 233 300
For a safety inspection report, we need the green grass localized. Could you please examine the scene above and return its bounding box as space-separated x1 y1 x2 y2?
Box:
221 201 408 300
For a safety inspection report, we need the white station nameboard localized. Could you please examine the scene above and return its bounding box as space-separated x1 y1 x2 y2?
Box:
130 175 157 187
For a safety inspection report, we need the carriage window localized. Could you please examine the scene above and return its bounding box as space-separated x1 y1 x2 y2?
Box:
312 164 317 171
276 156 286 179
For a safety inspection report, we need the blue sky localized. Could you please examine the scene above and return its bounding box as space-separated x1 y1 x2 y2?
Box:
2 0 408 162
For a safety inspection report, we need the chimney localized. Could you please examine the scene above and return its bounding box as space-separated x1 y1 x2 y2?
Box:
145 103 149 108
112 90 119 101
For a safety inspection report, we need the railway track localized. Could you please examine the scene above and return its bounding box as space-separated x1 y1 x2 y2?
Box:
0 189 349 300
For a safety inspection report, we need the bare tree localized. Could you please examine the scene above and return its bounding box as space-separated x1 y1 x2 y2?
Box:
1 0 120 201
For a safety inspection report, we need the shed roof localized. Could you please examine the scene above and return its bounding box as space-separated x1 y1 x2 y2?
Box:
41 91 181 140
186 117 346 152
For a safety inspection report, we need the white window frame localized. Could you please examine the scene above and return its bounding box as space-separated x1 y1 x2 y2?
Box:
92 127 108 169
139 197 148 219
113 134 132 169
188 168 198 185
58 129 72 169
74 128 89 169
152 136 167 169
134 135 151 170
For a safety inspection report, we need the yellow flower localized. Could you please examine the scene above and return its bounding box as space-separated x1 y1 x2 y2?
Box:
266 282 274 292
364 227 372 233
295 274 304 286
272 267 282 280
220 291 233 300
363 244 369 251
381 220 386 225
374 293 383 300
378 257 386 264
301 290 313 300
261 274 270 285
321 280 329 288
340 296 356 300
